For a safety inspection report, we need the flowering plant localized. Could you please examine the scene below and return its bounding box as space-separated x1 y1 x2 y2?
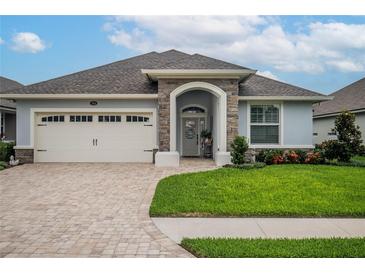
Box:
285 150 299 163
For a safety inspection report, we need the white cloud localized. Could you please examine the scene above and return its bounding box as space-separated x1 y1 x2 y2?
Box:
0 37 4 45
11 32 46 53
326 59 364 72
103 16 365 74
257 70 279 80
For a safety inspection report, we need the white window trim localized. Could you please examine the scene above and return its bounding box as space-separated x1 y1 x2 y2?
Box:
247 102 284 147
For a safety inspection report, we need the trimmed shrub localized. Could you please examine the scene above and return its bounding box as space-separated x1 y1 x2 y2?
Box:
272 154 285 164
0 142 15 162
230 136 249 165
317 139 352 162
284 150 300 164
256 149 284 165
305 151 325 164
256 150 266 163
294 149 307 163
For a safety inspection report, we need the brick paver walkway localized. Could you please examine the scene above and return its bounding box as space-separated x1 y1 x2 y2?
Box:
0 160 215 257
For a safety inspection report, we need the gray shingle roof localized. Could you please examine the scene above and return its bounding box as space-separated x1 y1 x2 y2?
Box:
0 76 23 92
151 52 248 70
0 49 323 98
1 50 248 95
239 74 324 97
0 77 23 109
313 77 365 117
1 52 161 95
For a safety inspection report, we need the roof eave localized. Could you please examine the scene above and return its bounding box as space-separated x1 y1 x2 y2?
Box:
141 69 255 81
239 95 333 102
0 94 159 100
313 108 365 119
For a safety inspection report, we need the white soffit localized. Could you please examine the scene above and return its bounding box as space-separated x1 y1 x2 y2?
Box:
141 69 255 81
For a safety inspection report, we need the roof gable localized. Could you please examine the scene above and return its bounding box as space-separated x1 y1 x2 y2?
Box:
0 76 23 92
239 74 324 97
313 77 365 116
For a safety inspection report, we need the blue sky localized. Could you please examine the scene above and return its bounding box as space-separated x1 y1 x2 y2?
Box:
1 15 365 94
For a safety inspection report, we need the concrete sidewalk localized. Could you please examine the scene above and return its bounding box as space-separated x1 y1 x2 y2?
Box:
152 218 365 243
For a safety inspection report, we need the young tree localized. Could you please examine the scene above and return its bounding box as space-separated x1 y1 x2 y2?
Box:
334 111 363 157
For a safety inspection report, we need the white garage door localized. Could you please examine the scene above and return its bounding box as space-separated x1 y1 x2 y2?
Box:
34 112 155 162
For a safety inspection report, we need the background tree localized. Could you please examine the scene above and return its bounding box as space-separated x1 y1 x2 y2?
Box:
335 111 363 156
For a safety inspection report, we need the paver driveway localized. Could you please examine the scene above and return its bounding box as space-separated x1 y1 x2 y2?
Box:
0 160 215 257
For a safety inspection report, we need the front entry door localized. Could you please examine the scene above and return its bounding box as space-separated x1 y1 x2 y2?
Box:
182 117 200 156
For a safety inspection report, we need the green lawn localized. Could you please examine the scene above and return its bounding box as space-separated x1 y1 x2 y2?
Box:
150 165 365 217
181 238 365 258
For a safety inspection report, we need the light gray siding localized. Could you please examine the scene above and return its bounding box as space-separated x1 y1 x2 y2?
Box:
238 100 313 147
17 97 318 149
313 112 365 144
313 116 336 144
283 101 313 146
16 99 158 146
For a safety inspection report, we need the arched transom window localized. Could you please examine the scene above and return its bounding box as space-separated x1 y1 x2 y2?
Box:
182 106 205 114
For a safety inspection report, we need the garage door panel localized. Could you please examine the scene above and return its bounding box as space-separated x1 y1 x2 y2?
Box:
36 148 100 162
97 127 154 149
35 112 155 163
93 148 153 162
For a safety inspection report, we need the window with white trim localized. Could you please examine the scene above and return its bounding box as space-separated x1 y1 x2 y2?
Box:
98 115 122 122
70 115 93 122
250 104 280 144
41 115 65 123
182 106 205 113
126 115 150 123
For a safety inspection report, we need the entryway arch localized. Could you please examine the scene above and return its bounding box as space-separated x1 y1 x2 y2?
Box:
169 81 227 155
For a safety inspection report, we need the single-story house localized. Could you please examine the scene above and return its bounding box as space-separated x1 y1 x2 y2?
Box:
313 77 365 144
0 76 23 142
0 50 330 166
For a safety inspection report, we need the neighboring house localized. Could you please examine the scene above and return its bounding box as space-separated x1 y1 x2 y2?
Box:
0 50 330 166
0 76 23 142
313 77 365 144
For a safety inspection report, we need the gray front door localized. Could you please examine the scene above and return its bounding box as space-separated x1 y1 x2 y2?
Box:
182 117 199 156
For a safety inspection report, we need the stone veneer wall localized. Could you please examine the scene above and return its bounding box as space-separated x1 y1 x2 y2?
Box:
15 149 34 164
158 78 239 152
